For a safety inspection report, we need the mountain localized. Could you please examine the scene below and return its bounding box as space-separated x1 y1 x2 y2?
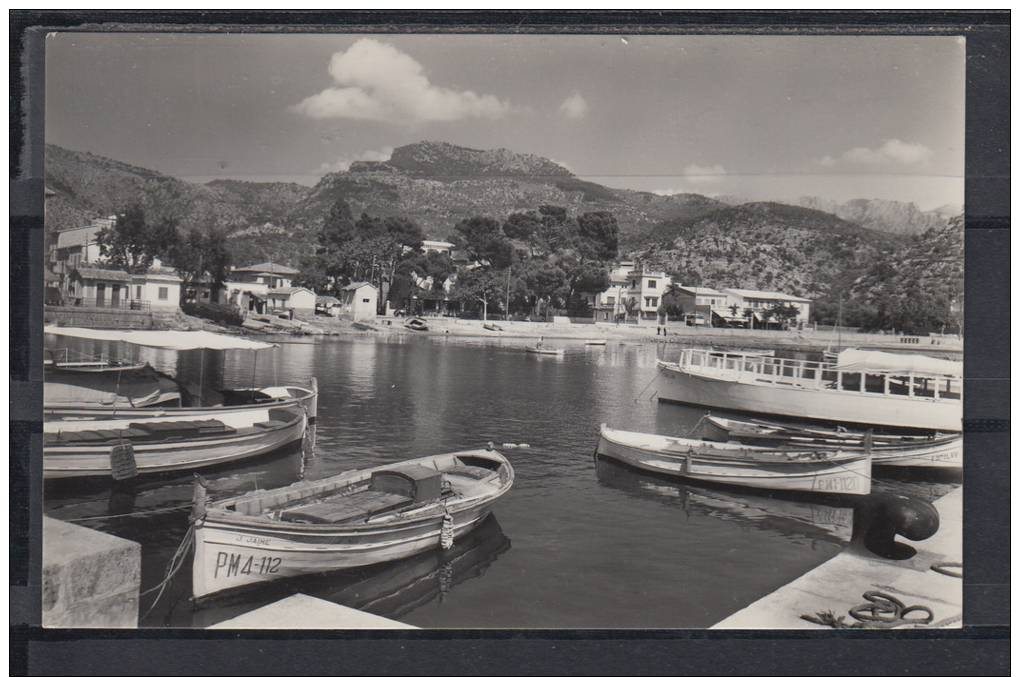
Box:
797 197 959 236
44 144 312 234
45 142 724 263
290 140 726 248
632 202 888 301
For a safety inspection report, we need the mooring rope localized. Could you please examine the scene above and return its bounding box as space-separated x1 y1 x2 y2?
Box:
633 371 661 402
140 523 195 619
64 504 191 523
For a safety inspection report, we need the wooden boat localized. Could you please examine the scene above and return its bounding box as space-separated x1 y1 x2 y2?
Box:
596 424 871 496
43 407 307 480
352 321 378 332
584 339 607 346
45 382 318 424
404 317 429 332
526 345 564 356
702 415 962 469
482 322 504 332
656 347 962 432
43 327 317 423
192 449 514 600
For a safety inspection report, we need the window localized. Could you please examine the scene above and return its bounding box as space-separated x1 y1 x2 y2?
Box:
158 287 169 300
606 296 615 305
136 286 142 299
647 279 656 289
362 298 370 303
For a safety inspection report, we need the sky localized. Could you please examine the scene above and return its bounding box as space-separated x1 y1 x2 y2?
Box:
45 33 965 210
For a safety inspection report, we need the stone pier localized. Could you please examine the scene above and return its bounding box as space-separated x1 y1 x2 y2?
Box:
42 517 141 628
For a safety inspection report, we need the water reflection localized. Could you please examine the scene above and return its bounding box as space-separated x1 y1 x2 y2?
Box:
595 458 854 548
191 514 511 627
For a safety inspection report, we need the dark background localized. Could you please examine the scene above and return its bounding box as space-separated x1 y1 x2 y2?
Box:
10 10 1010 675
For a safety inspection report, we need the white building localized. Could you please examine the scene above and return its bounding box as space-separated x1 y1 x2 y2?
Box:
722 288 812 326
339 282 379 321
593 261 672 321
68 265 182 312
421 240 456 256
267 287 317 317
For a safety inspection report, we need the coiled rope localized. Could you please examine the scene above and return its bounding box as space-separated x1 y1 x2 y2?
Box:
140 523 195 619
801 590 934 629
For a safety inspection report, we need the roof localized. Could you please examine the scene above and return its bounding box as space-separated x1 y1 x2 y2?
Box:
837 349 961 378
55 225 104 250
268 286 315 297
233 262 300 276
723 288 811 303
70 266 130 282
421 240 455 248
316 295 341 305
676 286 725 296
342 281 378 291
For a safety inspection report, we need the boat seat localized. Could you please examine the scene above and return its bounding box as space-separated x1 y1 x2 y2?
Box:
279 490 413 524
444 466 495 480
254 419 288 430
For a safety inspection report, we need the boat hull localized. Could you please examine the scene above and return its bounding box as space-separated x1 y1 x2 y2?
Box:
596 426 871 496
657 361 961 432
43 411 306 480
44 385 317 424
704 416 963 469
192 449 513 600
193 503 494 601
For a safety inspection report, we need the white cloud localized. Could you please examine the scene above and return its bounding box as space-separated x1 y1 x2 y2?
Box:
319 146 394 173
682 163 727 184
294 39 512 124
558 92 589 120
823 139 934 168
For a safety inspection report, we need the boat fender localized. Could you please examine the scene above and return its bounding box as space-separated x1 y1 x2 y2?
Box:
440 509 455 550
191 474 210 523
110 442 137 482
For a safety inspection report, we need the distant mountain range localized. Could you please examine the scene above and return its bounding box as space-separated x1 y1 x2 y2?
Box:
43 141 962 324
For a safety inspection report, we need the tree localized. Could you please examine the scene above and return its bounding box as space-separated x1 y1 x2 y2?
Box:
165 228 233 302
576 211 619 261
95 204 177 274
503 211 541 241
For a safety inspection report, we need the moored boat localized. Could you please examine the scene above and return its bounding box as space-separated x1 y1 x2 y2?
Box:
43 326 318 423
702 415 962 469
191 449 515 600
44 407 307 480
656 347 962 432
584 339 607 346
526 344 564 356
404 317 429 331
596 424 871 496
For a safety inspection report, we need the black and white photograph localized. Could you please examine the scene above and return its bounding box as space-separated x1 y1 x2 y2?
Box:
37 30 966 631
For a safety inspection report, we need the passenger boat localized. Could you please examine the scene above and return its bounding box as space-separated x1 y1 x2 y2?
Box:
44 407 307 480
702 415 962 469
656 347 962 432
44 349 148 374
191 449 515 600
596 424 871 496
43 327 317 423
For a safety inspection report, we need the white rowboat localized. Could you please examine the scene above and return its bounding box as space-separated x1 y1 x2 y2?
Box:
597 424 871 496
43 407 307 480
702 415 962 469
191 449 514 600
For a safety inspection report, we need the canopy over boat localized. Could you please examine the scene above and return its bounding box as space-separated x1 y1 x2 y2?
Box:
44 326 276 351
836 348 962 378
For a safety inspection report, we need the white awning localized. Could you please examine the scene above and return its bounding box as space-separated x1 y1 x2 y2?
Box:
836 348 961 377
43 326 276 351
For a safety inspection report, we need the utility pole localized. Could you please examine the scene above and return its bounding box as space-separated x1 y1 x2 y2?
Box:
505 266 511 321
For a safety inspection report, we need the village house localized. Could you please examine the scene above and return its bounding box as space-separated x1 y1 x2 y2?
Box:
67 265 182 312
722 288 812 328
229 262 300 290
660 286 734 326
267 286 317 318
421 240 456 256
338 282 379 321
593 261 671 321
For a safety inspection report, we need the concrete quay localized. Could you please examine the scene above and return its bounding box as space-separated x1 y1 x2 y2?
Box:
713 487 963 630
42 517 141 628
210 593 417 630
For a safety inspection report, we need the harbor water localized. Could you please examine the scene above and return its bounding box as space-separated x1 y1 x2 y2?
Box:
42 335 960 628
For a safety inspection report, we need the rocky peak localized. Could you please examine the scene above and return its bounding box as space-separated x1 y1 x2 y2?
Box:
379 140 574 180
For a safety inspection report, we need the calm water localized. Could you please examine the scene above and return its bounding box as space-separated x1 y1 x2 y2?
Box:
42 335 959 628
